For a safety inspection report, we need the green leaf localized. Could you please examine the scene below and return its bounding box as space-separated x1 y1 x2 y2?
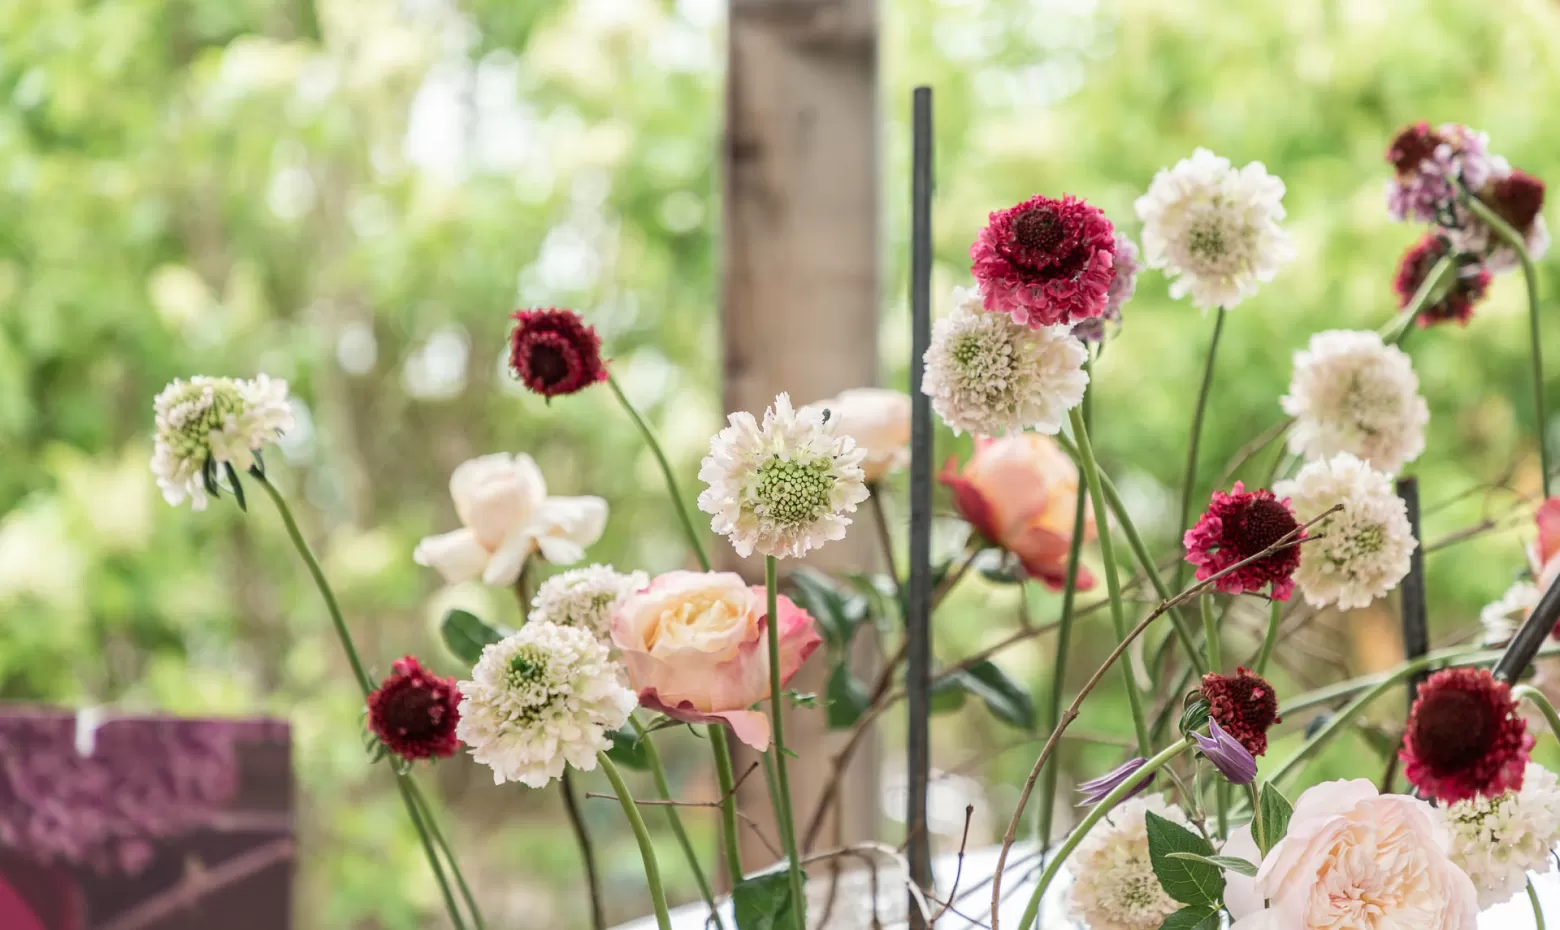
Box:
1166 851 1258 877
604 728 651 771
732 869 802 930
786 568 868 652
1145 811 1225 907
825 662 871 729
946 660 1037 730
440 609 506 666
1257 782 1294 856
930 674 968 714
1159 905 1220 930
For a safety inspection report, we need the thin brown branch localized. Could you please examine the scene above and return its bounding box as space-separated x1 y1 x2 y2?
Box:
930 805 976 922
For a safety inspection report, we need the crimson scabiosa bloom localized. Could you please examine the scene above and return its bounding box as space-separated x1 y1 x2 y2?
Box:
1401 667 1533 804
970 193 1117 329
1392 235 1491 328
368 656 462 762
1183 482 1302 600
508 308 609 398
1200 667 1281 756
1385 121 1496 226
1474 168 1550 271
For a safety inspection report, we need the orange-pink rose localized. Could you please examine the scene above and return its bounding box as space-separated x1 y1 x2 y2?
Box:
1530 497 1560 594
940 434 1095 590
609 571 821 751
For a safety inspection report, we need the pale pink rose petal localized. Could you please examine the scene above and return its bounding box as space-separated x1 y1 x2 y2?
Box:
638 690 773 751
413 528 489 584
763 591 824 686
1219 824 1265 920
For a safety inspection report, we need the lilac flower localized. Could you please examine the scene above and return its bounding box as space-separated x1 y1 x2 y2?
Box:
1076 756 1154 807
1193 718 1258 785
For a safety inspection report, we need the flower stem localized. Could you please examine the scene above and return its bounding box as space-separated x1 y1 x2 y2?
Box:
709 725 746 882
1068 406 1152 755
1255 598 1283 676
598 753 673 930
1201 593 1222 674
254 472 482 929
1514 684 1560 743
608 373 713 571
765 556 808 926
561 770 607 930
1035 472 1090 862
406 779 487 930
1532 877 1548 930
1465 193 1550 495
1380 253 1454 345
632 716 724 929
1015 738 1194 929
1175 309 1227 592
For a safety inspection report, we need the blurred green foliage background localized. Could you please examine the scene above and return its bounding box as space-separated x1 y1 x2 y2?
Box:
3 0 1560 925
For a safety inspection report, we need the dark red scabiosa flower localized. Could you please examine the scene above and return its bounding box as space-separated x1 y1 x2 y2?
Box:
1485 169 1547 234
970 194 1117 329
1182 482 1303 600
1401 667 1533 803
508 308 609 398
1392 235 1491 328
1385 121 1445 177
1200 667 1282 756
368 656 461 762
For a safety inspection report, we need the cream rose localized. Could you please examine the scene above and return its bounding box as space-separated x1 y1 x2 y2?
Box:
610 571 821 751
808 388 912 483
414 453 607 587
1222 779 1479 930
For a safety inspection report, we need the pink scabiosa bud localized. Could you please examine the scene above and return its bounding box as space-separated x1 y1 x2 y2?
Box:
970 193 1117 329
1401 667 1533 804
1200 667 1282 757
507 308 609 398
368 656 462 762
1392 235 1491 328
1183 482 1303 600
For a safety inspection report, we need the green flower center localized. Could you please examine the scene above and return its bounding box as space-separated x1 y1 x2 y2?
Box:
163 381 246 460
953 336 984 366
506 646 548 689
754 454 835 526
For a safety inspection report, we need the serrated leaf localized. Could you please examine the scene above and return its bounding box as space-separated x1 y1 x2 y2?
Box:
733 869 802 930
440 609 505 666
825 662 871 729
1257 782 1294 856
604 728 651 771
1145 811 1225 907
1166 851 1258 877
947 660 1036 730
1159 905 1220 930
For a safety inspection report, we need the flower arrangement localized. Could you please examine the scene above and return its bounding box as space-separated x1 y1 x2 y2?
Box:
148 109 1559 930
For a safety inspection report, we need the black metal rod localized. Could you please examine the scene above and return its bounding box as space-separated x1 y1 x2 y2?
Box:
1396 477 1428 712
905 85 935 926
1495 572 1560 682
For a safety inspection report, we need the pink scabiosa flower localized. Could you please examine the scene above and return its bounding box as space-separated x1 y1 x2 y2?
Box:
1392 235 1491 328
970 194 1117 328
1073 232 1140 343
1401 667 1533 804
1385 121 1497 226
508 308 609 398
1200 667 1281 757
1183 482 1303 600
368 656 462 762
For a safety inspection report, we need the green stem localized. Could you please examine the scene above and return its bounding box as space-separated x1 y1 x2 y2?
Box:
1068 406 1151 755
765 556 807 925
1016 739 1194 929
1465 192 1550 495
709 728 745 885
406 780 486 930
599 753 673 930
255 472 482 929
1514 685 1560 743
608 373 713 570
1255 598 1283 676
561 770 607 930
1380 253 1454 345
1201 594 1222 674
1175 309 1226 592
633 716 724 929
1532 878 1548 930
1035 472 1090 859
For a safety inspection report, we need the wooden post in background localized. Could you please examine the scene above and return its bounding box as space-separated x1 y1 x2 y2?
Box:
721 0 881 876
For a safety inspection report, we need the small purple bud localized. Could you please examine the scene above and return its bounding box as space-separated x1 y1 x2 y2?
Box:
1076 756 1153 807
1193 718 1258 785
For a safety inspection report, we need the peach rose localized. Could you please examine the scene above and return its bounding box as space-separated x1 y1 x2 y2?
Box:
1222 779 1478 930
1530 497 1560 593
610 571 821 751
940 434 1095 589
808 388 912 483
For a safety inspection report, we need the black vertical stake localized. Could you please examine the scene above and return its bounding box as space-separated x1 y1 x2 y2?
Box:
1396 477 1428 712
906 85 935 928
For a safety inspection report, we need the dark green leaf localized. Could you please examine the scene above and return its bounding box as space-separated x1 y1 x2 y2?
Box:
930 674 967 714
1165 851 1258 877
825 662 871 729
1145 811 1225 907
440 609 506 666
786 568 867 652
1159 905 1220 930
604 728 651 771
225 462 247 512
733 869 802 930
1178 698 1211 737
950 660 1036 730
1257 782 1294 856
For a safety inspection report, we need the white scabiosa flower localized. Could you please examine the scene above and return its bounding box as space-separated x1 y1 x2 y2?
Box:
530 564 649 639
1274 453 1417 610
1447 763 1560 908
921 286 1089 437
1134 148 1294 310
1280 330 1430 475
151 374 295 510
697 392 869 560
456 621 635 788
1480 580 1540 646
1067 795 1189 930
